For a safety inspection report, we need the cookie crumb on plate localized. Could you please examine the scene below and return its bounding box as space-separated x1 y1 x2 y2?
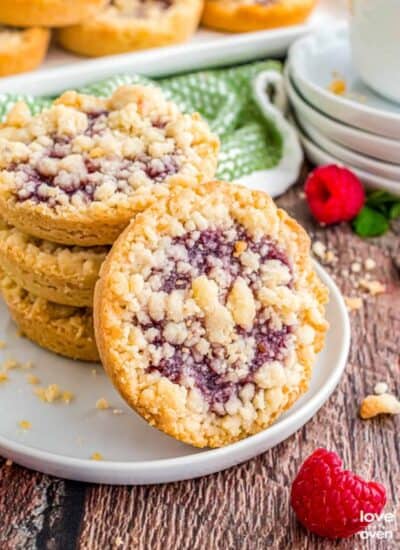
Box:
0 372 9 383
26 374 40 385
96 397 110 410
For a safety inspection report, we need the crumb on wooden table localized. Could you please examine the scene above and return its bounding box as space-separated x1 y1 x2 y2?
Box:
360 393 400 419
374 382 389 395
358 279 386 296
364 258 376 271
344 296 363 312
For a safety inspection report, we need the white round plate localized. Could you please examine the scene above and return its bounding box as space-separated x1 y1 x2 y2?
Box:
300 131 400 196
298 118 400 182
0 264 350 485
284 66 400 164
289 26 400 139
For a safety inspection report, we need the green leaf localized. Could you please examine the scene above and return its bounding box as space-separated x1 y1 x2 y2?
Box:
353 206 390 237
366 190 398 206
389 202 400 220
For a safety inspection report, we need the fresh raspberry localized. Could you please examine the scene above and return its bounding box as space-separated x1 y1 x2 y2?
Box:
291 448 386 539
305 165 365 225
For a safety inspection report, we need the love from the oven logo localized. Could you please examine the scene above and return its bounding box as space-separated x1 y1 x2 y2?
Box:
358 511 397 541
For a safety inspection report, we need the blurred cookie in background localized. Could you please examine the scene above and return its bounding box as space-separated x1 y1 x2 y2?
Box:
0 0 107 28
202 0 317 33
57 0 204 57
0 27 50 77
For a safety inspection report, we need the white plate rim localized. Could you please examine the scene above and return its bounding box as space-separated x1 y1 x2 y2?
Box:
288 25 400 139
0 24 309 97
297 117 400 181
284 64 400 164
0 263 351 484
300 131 400 196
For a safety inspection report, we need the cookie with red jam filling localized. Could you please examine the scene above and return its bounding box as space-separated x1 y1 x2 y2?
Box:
94 180 329 447
0 85 219 246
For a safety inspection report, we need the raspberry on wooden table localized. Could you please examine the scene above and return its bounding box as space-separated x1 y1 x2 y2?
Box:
290 448 386 539
305 165 365 225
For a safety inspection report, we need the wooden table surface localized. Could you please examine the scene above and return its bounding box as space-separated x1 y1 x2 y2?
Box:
0 180 399 550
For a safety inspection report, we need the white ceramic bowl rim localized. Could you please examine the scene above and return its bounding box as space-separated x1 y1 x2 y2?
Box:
289 25 400 124
284 64 400 149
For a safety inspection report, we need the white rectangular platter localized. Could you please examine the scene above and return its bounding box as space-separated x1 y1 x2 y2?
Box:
0 0 346 95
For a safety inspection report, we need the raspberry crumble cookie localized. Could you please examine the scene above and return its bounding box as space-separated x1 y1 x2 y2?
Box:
0 219 107 307
58 0 204 57
95 181 328 447
202 0 317 33
0 27 50 77
0 86 219 246
0 270 99 362
0 0 107 28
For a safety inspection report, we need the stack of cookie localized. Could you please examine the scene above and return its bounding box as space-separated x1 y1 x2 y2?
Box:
0 84 219 361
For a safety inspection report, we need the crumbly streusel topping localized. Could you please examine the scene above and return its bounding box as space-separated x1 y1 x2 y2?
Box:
0 85 218 216
101 182 328 429
137 224 294 414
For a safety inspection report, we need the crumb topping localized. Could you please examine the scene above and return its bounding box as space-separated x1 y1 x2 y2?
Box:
0 85 218 217
136 225 294 414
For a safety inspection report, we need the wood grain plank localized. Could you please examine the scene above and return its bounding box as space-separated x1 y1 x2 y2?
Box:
0 461 85 550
